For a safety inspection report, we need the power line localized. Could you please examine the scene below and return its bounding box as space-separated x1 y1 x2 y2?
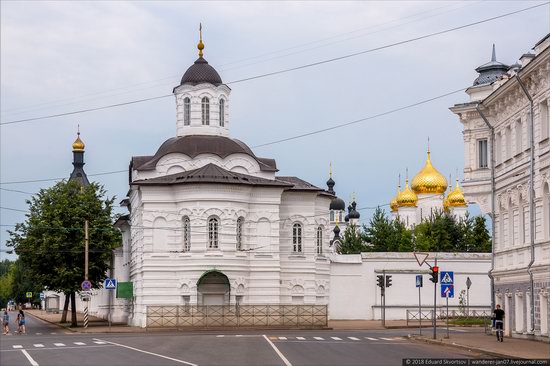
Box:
1 2 546 127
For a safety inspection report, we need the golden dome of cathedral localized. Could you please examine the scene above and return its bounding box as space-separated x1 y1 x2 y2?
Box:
411 150 448 194
390 196 399 212
397 179 417 207
446 179 467 207
72 132 85 151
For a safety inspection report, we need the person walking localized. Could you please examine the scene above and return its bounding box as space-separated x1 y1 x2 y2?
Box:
16 310 25 334
2 309 10 335
493 304 505 342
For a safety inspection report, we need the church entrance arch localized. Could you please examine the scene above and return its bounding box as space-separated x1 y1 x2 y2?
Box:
197 270 230 305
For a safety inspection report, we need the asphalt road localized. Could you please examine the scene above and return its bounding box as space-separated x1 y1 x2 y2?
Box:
0 311 482 366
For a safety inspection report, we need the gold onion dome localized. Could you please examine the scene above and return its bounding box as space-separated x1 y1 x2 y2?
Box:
72 132 85 151
397 179 417 207
390 197 398 212
411 150 448 194
447 180 467 207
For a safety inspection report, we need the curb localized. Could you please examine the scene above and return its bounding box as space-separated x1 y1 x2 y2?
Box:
409 335 525 359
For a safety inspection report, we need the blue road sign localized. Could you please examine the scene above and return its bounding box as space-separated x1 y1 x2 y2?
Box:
39 292 45 300
441 284 454 298
440 271 454 284
416 275 423 288
104 278 117 290
81 280 92 290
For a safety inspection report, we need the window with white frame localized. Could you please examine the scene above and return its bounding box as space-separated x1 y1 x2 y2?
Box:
478 139 488 168
515 119 522 155
208 216 219 249
183 216 191 252
292 223 302 253
495 132 502 164
329 211 335 222
316 226 323 255
236 217 244 250
184 97 191 126
201 97 210 125
219 99 225 127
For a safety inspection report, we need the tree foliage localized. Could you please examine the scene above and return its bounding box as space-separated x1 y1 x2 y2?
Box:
337 223 369 254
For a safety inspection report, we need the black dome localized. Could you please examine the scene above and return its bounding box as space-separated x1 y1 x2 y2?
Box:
330 197 346 211
181 57 223 86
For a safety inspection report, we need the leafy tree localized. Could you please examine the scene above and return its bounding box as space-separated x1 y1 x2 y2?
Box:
0 264 14 308
337 223 368 254
7 180 120 326
363 207 393 251
471 216 491 252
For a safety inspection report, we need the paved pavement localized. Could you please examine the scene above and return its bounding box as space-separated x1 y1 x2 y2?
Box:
0 312 486 366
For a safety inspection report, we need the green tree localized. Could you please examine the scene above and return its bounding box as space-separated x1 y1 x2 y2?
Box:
337 223 368 254
7 180 120 326
471 216 491 252
363 207 393 251
0 264 14 308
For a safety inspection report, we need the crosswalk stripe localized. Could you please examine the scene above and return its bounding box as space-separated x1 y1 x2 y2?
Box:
380 337 395 341
50 332 57 335
331 337 342 340
216 335 224 337
33 344 44 348
348 337 360 341
12 345 23 349
54 343 66 347
296 337 306 340
278 337 287 340
313 337 324 340
35 333 42 335
74 342 86 345
366 337 378 341
93 341 107 345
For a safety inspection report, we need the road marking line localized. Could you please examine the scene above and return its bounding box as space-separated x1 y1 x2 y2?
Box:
380 338 395 341
278 337 287 340
73 342 86 345
236 335 243 337
296 337 306 340
331 337 342 340
94 338 197 366
35 333 42 335
365 337 378 340
50 333 56 335
12 345 23 349
348 337 360 341
54 343 65 347
93 341 107 344
313 337 324 340
216 335 224 337
392 337 404 340
263 334 292 366
22 349 39 366
451 328 467 332
0 345 113 353
33 344 44 348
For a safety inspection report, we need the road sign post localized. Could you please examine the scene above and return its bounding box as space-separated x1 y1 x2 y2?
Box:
416 274 423 335
440 271 454 339
466 277 472 317
432 258 437 340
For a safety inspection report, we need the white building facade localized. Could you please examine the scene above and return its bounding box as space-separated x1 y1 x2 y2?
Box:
450 35 550 340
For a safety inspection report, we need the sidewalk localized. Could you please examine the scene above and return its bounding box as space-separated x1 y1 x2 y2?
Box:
411 328 550 359
329 319 448 330
26 309 134 333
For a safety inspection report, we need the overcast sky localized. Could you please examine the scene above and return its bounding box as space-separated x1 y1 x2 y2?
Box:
1 1 549 258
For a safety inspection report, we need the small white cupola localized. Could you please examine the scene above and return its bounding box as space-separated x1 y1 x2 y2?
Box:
173 24 231 137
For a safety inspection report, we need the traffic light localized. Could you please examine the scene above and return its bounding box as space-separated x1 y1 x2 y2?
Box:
376 275 385 289
430 266 439 283
385 275 392 288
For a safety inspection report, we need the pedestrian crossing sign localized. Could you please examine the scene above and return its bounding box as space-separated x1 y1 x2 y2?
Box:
104 278 117 290
440 271 454 284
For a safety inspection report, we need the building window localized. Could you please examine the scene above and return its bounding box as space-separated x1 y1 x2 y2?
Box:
329 211 335 222
184 97 191 126
316 226 323 255
495 132 502 164
292 223 302 253
478 139 488 168
201 97 210 125
541 100 549 141
219 99 225 127
183 216 191 252
506 126 512 160
208 216 219 249
544 183 550 239
515 119 522 155
236 217 244 250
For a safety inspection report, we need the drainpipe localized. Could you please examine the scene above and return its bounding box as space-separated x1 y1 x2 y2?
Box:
476 104 496 311
516 73 536 334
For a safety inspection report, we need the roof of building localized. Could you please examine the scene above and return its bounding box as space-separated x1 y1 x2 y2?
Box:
180 57 223 86
131 135 277 172
132 163 292 187
473 44 509 86
276 176 324 191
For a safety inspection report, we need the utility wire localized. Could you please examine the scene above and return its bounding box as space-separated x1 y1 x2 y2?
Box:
1 2 546 127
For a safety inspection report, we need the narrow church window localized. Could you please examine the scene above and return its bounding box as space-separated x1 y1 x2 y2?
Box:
478 139 488 168
292 223 302 253
183 216 191 252
208 217 219 249
329 211 335 222
316 226 323 255
184 97 191 126
202 97 210 125
219 99 225 127
236 217 244 250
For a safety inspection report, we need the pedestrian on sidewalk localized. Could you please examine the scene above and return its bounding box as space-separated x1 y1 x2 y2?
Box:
16 310 26 334
493 304 505 342
2 309 10 335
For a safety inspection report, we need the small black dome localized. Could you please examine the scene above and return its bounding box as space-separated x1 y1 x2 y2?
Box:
181 57 222 86
348 201 360 219
330 197 346 211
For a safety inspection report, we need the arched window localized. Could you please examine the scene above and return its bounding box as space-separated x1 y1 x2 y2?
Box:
208 216 219 249
219 99 225 127
201 97 210 125
184 97 191 126
292 223 302 253
316 226 323 255
182 216 191 252
236 217 244 250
